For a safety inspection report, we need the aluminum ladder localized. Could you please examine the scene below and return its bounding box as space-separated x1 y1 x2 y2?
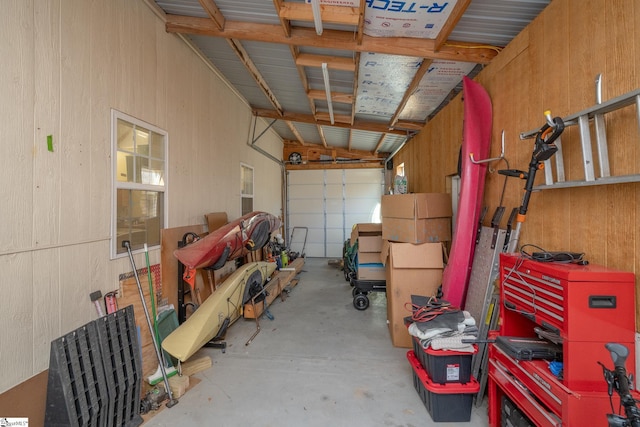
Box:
520 82 640 190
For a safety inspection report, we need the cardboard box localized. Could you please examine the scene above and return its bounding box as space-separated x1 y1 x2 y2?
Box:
357 264 386 281
357 235 383 252
381 240 444 348
350 223 382 250
357 252 384 280
357 252 381 264
351 223 383 252
381 194 452 243
351 223 384 279
381 193 452 219
350 223 382 240
382 217 451 244
205 212 228 232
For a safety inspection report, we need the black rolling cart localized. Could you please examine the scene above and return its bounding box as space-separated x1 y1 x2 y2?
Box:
350 277 386 310
342 235 386 310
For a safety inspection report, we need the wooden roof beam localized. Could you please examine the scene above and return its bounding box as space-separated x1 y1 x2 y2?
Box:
295 53 356 72
308 89 353 104
373 133 387 154
289 46 318 117
272 0 291 37
227 39 284 116
254 108 422 133
279 2 360 26
434 0 471 52
389 58 433 127
316 111 354 125
317 124 329 148
165 16 498 64
284 141 386 161
393 120 424 132
286 121 306 145
356 0 365 45
351 51 361 125
198 0 225 30
286 161 382 170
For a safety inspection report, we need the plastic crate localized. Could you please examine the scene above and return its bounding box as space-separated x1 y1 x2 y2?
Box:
412 336 476 384
407 350 479 422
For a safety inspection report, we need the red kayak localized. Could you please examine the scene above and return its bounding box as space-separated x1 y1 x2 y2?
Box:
441 77 492 309
174 211 281 275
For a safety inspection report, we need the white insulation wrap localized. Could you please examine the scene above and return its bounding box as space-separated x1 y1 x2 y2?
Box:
357 54 476 121
400 60 477 121
363 0 458 38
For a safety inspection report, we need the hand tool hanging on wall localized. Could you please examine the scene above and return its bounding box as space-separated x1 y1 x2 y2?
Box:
90 291 105 317
500 111 565 253
123 240 179 408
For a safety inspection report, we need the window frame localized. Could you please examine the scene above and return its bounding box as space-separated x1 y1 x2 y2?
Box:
110 109 169 259
240 162 254 215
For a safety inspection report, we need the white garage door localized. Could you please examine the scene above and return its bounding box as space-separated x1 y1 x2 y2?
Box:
287 169 384 258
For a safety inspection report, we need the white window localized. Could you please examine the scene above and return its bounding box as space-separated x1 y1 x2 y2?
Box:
240 163 254 215
111 110 168 258
393 162 407 194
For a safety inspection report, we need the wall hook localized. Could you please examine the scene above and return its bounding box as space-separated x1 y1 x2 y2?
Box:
469 130 505 165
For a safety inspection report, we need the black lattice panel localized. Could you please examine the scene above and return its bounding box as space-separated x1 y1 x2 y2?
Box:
45 322 109 426
45 305 143 427
95 305 143 427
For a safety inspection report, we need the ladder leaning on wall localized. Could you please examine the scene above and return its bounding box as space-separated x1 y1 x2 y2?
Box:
520 78 640 190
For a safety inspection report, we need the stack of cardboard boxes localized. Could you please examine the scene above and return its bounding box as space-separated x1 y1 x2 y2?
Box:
380 193 452 348
350 223 384 281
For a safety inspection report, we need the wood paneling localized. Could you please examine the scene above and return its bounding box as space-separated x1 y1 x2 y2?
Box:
118 264 162 393
160 224 206 311
397 0 640 325
0 371 47 426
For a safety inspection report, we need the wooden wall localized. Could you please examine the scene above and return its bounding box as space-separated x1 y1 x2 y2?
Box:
396 0 640 325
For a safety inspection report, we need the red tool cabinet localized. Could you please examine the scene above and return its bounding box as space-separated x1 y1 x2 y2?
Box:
488 253 637 426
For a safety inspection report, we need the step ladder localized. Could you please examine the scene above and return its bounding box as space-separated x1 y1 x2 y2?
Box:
520 83 640 190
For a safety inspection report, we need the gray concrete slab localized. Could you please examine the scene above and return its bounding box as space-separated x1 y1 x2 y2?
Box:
143 257 489 427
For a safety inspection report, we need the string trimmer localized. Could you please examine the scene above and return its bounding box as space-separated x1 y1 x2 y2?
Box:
500 111 565 253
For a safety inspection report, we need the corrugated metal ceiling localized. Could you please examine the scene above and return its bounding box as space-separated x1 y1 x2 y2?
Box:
152 0 550 168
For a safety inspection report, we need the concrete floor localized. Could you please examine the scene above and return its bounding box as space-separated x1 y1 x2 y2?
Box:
143 257 490 427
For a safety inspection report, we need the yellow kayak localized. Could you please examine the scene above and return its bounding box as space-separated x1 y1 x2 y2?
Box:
162 261 276 362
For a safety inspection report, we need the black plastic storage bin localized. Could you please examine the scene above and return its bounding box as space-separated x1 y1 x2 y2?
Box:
407 350 479 423
412 336 477 384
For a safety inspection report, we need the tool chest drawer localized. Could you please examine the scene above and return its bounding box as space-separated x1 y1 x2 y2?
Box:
488 357 561 427
489 359 611 427
488 349 625 427
490 344 564 416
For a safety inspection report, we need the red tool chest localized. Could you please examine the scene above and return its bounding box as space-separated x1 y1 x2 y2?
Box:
488 253 637 427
